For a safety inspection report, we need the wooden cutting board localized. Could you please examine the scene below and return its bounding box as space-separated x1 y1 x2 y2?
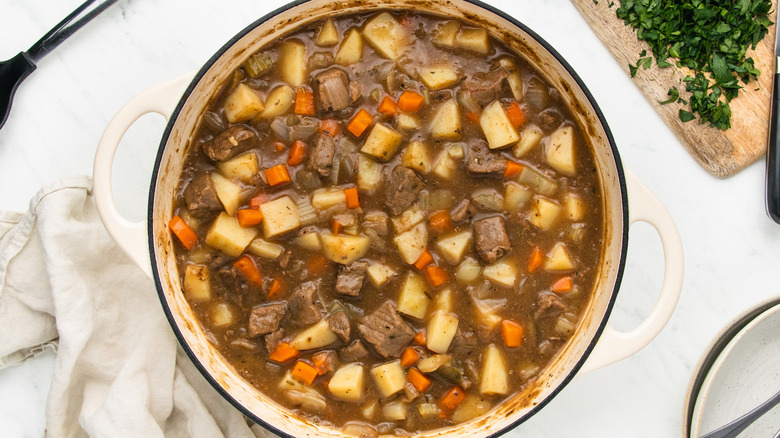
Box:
571 0 778 177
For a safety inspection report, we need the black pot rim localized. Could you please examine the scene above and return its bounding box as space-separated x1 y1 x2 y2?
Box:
147 1 629 436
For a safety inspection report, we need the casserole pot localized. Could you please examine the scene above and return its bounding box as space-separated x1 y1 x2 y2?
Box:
92 0 684 436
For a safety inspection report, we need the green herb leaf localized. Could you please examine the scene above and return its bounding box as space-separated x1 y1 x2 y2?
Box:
679 110 696 122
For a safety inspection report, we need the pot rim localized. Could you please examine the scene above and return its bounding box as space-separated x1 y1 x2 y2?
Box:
146 1 630 436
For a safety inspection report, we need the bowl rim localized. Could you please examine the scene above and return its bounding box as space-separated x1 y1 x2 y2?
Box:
146 1 630 436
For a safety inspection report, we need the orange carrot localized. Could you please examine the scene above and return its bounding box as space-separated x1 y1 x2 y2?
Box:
528 246 544 272
377 95 399 117
501 319 524 348
168 216 197 250
307 254 330 274
347 109 373 137
429 210 453 233
331 219 343 236
397 90 425 112
233 255 263 286
551 276 573 293
236 208 263 227
287 140 306 166
465 111 479 123
311 351 334 375
413 250 434 270
400 347 421 367
292 360 319 385
273 141 286 153
504 101 525 128
294 87 315 116
318 119 340 137
424 265 449 288
269 342 300 363
344 187 360 209
413 330 426 346
439 386 466 411
504 160 523 178
268 277 284 299
249 194 266 209
407 367 432 392
265 164 291 187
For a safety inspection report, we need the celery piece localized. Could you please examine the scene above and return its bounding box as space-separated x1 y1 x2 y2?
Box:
244 53 274 78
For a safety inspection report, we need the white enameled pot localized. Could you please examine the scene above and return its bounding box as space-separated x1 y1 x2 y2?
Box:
92 1 684 436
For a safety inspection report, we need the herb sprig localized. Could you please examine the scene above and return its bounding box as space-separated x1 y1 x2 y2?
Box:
615 0 773 130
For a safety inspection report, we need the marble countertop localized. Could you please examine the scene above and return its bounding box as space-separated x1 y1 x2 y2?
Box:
2 0 779 437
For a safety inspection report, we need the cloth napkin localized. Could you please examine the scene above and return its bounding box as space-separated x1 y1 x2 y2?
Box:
0 176 276 438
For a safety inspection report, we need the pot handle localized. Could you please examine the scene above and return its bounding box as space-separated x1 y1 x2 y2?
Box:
92 73 193 278
579 168 683 374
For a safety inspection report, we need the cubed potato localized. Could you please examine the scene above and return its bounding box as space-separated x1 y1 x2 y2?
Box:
311 188 347 210
362 12 408 60
393 223 428 265
451 395 492 423
517 166 557 196
361 123 404 161
205 212 259 257
357 155 383 193
482 258 518 288
391 205 425 234
420 65 459 90
432 20 461 48
210 302 235 328
321 233 371 265
394 113 419 132
293 232 321 251
366 263 397 287
480 101 519 149
513 126 544 158
433 287 454 313
479 344 508 395
247 238 284 260
279 370 305 391
370 360 406 398
455 257 482 283
456 27 491 54
426 311 459 354
432 151 457 180
382 400 408 421
447 143 465 159
183 264 211 302
545 242 575 271
316 18 339 47
397 272 431 319
335 28 363 66
436 231 473 265
224 83 265 124
329 363 365 402
209 172 243 216
259 196 301 238
260 85 295 119
361 399 379 420
279 39 307 87
504 182 532 213
417 354 452 373
506 71 524 101
401 140 432 174
529 196 562 231
564 193 586 221
216 152 259 183
430 99 462 140
546 125 576 176
290 319 339 350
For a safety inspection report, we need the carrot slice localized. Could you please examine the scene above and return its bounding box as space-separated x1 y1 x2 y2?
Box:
269 342 300 363
428 210 453 233
273 141 286 153
287 140 306 166
439 386 466 411
551 276 573 293
504 160 523 178
397 90 425 113
344 187 360 209
318 119 340 137
168 216 197 250
424 265 449 288
413 250 434 270
407 367 432 392
413 330 426 346
294 87 315 116
377 95 399 117
528 246 544 272
265 164 291 187
236 208 263 227
504 101 526 128
330 219 343 236
347 109 374 137
501 319 524 348
268 277 284 299
233 255 263 286
292 360 319 385
400 347 421 367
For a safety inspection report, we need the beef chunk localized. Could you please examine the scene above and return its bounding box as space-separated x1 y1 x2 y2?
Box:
307 133 335 178
315 68 352 112
327 311 352 343
248 302 288 337
183 173 223 220
335 261 368 297
461 68 509 106
214 265 260 308
339 339 370 362
384 166 424 216
535 292 568 320
537 108 563 131
450 199 477 224
473 216 511 264
264 328 285 354
289 282 322 326
451 326 479 359
202 125 256 162
357 301 415 359
466 143 507 177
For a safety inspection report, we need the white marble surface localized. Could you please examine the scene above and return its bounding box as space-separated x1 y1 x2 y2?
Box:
1 0 779 437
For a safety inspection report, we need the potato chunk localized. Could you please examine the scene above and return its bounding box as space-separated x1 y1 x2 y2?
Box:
290 319 339 350
479 344 508 395
393 222 428 265
545 242 575 271
210 303 235 328
370 360 406 398
361 123 404 161
482 258 518 288
357 155 383 193
430 99 462 140
426 311 459 353
401 140 432 174
279 39 307 87
321 233 370 265
216 152 258 183
529 196 562 231
183 264 211 302
209 172 243 216
420 66 459 90
480 101 519 149
329 363 365 402
513 126 544 158
335 28 363 66
366 263 397 287
205 212 258 257
260 85 295 119
397 272 431 319
362 12 408 60
546 125 576 176
224 83 265 124
436 231 473 265
456 28 491 54
259 196 300 238
316 18 339 47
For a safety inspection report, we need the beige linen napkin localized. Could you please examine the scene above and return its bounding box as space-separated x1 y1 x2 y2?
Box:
0 176 274 438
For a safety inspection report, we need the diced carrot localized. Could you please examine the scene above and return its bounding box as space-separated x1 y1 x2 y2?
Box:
331 219 343 236
413 331 426 347
551 276 573 293
397 90 425 113
292 360 319 385
274 141 286 153
407 367 432 392
439 386 466 411
265 164 291 187
233 255 263 286
424 265 449 288
504 160 523 178
528 246 544 272
168 215 197 250
269 342 300 363
312 351 334 375
249 194 267 209
287 140 306 166
307 254 330 274
294 87 315 116
344 187 360 209
413 250 434 270
501 319 524 348
504 101 526 128
377 95 399 117
428 210 453 233
465 111 479 123
268 277 284 299
318 119 340 137
347 109 374 137
236 208 263 227
400 347 421 367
